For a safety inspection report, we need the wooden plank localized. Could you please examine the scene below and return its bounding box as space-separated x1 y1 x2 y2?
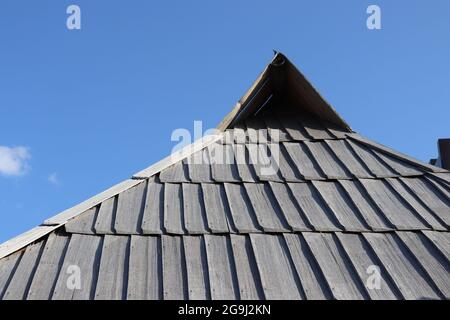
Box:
386 178 446 230
114 181 146 234
363 233 441 299
183 236 210 299
347 133 448 173
127 236 161 300
0 225 59 261
303 233 367 300
283 142 326 180
312 181 369 231
223 183 261 233
268 182 311 231
65 207 98 234
234 144 258 182
263 114 292 142
201 184 230 233
320 120 349 138
359 179 428 230
325 139 373 178
94 235 130 300
209 143 241 182
27 233 69 300
162 236 187 300
182 183 208 234
288 183 341 231
250 234 303 299
2 241 44 300
276 113 311 141
283 234 331 299
163 183 185 235
421 230 450 262
141 182 164 234
336 233 400 300
93 197 116 234
338 180 393 231
44 178 142 225
159 160 190 183
347 140 397 178
232 124 246 144
0 251 22 298
400 177 450 227
396 231 450 299
243 183 289 232
373 150 423 176
247 143 283 182
246 117 269 144
229 235 264 300
52 234 102 300
186 148 213 183
272 144 304 182
425 176 450 199
204 235 239 299
304 141 351 179
298 116 335 140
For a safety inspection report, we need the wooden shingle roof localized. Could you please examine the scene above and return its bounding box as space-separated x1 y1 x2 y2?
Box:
0 53 449 300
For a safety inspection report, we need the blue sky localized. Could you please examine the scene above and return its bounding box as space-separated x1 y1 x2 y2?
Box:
0 0 449 243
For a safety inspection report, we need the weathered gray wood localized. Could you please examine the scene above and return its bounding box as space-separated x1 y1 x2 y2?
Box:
186 149 213 183
386 178 446 230
164 183 185 234
268 182 311 231
0 251 22 298
283 142 326 180
201 184 230 233
363 233 441 299
425 176 450 199
52 234 102 300
312 181 369 232
396 231 449 299
182 183 208 234
359 179 427 230
232 124 246 144
234 144 258 182
249 234 303 299
204 235 239 299
65 207 98 234
246 117 269 143
373 150 423 176
336 233 399 300
298 117 335 140
400 177 450 227
183 236 210 299
338 180 393 231
283 234 331 299
320 120 349 138
273 144 304 181
2 241 44 300
159 161 190 183
288 183 341 231
209 143 241 182
94 235 129 300
304 141 351 179
127 236 161 300
141 182 164 234
229 235 264 300
247 143 283 182
325 139 373 178
243 183 289 232
223 183 261 233
303 233 367 300
114 181 146 234
276 114 311 141
347 140 397 178
162 236 187 300
94 197 116 234
421 230 450 262
263 114 292 142
27 233 69 300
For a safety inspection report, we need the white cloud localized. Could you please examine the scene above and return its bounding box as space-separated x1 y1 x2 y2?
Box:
0 146 30 176
48 172 59 185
